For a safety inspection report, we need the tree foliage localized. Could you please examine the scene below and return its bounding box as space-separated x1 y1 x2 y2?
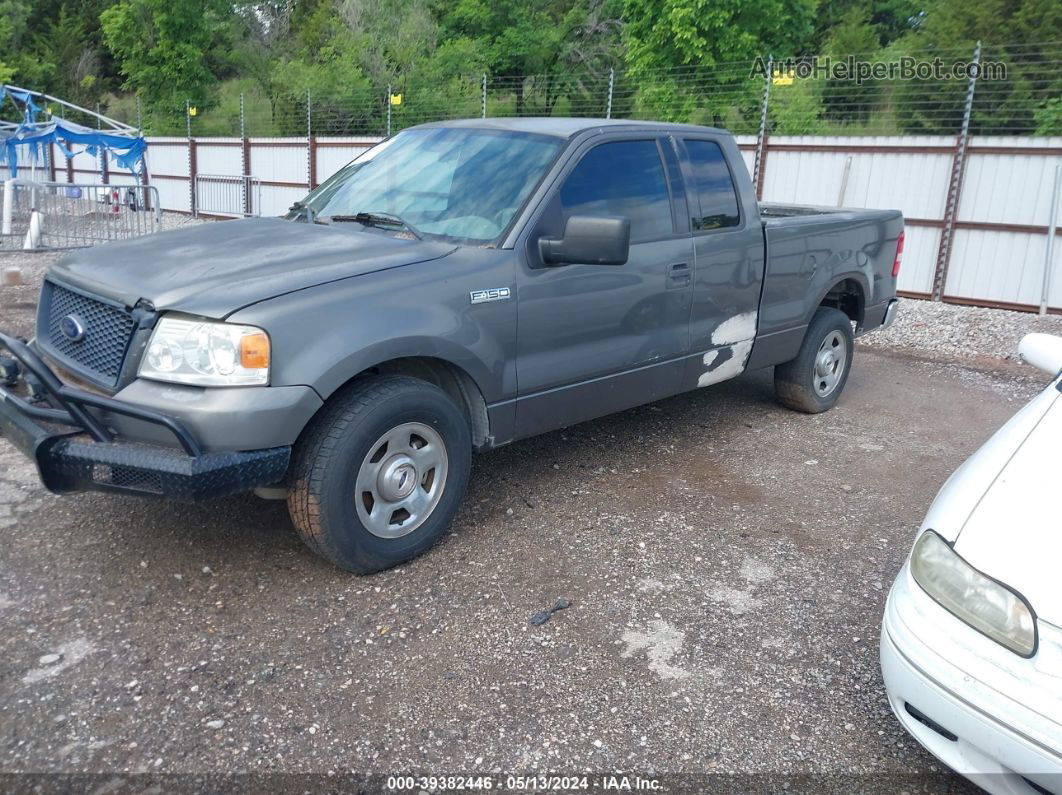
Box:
0 0 1056 136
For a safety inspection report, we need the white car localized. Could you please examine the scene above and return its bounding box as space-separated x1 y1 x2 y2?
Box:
881 333 1062 795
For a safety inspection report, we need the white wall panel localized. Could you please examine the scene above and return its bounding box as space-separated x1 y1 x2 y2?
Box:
896 225 940 296
145 142 189 179
258 185 307 217
945 229 1059 309
152 178 191 213
314 137 379 182
248 138 307 185
196 141 243 175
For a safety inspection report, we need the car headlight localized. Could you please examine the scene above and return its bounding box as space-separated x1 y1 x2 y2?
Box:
911 530 1037 657
139 316 270 387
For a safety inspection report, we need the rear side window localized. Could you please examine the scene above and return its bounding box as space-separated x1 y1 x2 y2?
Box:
684 139 741 231
560 140 673 243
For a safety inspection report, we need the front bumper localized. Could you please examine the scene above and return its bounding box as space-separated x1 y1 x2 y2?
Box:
881 566 1062 795
0 332 290 501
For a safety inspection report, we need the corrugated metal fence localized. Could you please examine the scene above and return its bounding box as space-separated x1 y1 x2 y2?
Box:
18 132 1062 314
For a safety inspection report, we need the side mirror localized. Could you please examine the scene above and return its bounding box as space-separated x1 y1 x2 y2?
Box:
1018 333 1062 376
539 215 630 266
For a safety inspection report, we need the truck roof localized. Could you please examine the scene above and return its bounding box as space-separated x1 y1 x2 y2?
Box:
417 117 730 138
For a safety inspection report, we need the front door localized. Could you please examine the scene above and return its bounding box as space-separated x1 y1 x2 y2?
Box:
514 136 694 438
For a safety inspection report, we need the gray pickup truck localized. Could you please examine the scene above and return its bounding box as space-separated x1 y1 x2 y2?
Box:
0 118 902 572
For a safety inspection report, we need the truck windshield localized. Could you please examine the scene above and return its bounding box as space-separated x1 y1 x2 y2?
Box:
297 127 564 244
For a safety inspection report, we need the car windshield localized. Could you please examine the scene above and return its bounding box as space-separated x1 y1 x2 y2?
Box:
296 127 564 244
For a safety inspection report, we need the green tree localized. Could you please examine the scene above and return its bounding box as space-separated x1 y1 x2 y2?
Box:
889 0 1062 134
621 0 815 125
101 0 231 114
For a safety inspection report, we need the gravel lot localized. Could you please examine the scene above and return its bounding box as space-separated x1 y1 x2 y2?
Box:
861 297 1062 361
0 243 1058 791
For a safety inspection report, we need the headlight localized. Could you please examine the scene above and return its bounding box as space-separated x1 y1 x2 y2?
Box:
139 316 270 387
911 530 1036 657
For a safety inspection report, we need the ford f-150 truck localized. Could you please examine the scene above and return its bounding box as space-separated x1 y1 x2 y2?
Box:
0 118 903 573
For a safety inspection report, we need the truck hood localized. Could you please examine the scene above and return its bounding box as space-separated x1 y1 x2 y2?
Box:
48 217 457 318
952 384 1062 627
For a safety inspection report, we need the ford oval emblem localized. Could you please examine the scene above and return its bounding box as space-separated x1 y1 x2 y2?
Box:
60 314 87 342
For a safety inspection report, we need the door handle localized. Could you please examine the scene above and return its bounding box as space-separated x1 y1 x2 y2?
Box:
667 262 691 289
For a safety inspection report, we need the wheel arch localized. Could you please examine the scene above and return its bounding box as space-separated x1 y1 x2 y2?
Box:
811 274 868 330
314 350 493 450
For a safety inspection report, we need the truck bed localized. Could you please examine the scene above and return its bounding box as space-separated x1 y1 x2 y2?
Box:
745 201 905 371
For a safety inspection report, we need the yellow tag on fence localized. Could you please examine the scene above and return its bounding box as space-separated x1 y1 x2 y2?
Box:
390 93 403 106
772 70 794 86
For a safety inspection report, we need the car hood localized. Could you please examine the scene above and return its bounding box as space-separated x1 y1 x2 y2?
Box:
951 383 1062 626
48 217 457 318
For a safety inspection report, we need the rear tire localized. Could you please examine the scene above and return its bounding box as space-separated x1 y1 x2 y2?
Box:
774 307 854 414
287 375 471 573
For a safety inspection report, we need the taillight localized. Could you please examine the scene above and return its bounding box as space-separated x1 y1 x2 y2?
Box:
892 229 905 278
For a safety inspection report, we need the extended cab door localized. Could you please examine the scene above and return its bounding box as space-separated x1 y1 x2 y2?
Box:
674 136 766 389
513 134 695 438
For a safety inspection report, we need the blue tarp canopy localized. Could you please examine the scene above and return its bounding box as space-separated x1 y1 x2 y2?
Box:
0 87 146 179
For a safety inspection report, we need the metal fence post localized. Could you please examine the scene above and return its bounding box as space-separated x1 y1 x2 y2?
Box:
186 99 197 217
96 101 106 184
932 41 981 302
386 84 392 137
1041 163 1062 315
752 55 772 200
136 95 143 132
606 67 614 119
307 90 317 190
482 74 488 118
241 93 252 216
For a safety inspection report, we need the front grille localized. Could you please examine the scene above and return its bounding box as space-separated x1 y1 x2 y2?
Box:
40 280 137 388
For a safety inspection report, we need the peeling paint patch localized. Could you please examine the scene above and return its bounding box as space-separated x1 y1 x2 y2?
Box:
621 619 689 680
22 637 97 684
711 311 758 346
697 340 753 388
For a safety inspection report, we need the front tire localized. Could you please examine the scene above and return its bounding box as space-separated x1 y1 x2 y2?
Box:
287 375 472 573
774 307 854 414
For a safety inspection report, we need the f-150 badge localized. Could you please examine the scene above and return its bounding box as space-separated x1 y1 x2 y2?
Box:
470 287 511 304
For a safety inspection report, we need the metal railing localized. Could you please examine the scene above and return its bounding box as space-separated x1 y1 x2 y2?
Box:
194 174 262 218
1 179 162 250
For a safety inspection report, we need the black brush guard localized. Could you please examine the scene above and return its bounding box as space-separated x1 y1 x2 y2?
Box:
0 331 289 501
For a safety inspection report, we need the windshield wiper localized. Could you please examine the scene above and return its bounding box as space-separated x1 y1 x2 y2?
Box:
327 211 422 240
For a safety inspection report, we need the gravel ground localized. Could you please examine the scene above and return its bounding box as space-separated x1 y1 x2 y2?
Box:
1 349 1040 792
0 239 1058 791
861 297 1062 361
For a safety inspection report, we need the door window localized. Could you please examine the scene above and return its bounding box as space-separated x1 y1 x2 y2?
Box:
684 139 741 231
559 140 673 243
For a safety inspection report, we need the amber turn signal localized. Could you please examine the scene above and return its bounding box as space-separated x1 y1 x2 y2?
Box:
239 331 270 369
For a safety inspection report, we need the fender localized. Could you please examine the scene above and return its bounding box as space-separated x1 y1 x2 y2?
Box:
311 335 499 404
806 271 870 327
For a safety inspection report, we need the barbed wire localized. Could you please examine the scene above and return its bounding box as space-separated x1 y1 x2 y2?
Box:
15 41 1060 138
